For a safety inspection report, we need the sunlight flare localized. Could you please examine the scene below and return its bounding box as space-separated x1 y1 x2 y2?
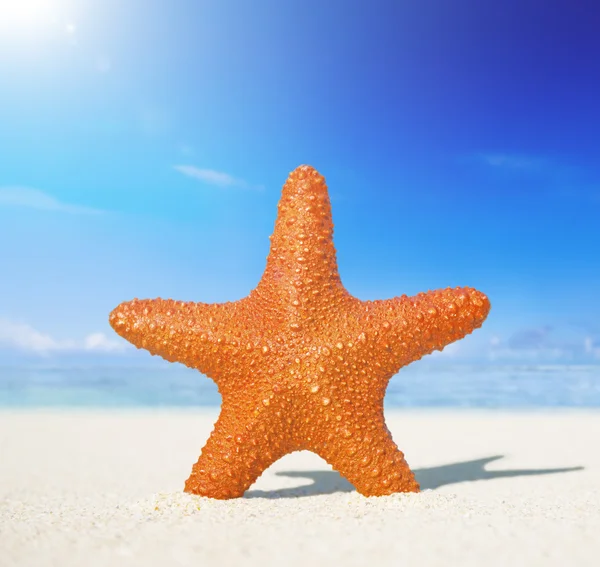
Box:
0 0 72 36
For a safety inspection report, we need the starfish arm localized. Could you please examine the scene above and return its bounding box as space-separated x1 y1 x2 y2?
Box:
312 415 420 496
184 404 291 499
109 297 249 379
363 287 491 375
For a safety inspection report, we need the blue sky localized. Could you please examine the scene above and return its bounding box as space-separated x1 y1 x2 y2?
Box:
0 0 599 365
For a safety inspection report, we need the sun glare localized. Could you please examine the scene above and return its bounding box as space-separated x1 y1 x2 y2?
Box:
0 0 68 35
0 0 53 25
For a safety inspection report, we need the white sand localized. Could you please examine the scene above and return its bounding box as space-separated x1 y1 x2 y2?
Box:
1 409 599 567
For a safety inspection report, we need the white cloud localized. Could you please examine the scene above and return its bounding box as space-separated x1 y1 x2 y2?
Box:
0 319 127 355
430 342 460 358
174 165 262 190
0 319 75 354
0 187 103 214
83 332 126 353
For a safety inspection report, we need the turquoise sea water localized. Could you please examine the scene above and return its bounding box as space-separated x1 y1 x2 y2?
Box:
0 364 599 408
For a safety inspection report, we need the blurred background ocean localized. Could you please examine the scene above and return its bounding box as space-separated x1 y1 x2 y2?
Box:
1 364 598 408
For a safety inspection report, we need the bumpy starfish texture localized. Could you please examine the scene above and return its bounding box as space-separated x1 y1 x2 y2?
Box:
110 165 490 499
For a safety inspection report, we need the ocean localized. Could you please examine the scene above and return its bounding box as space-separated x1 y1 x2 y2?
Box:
1 363 599 408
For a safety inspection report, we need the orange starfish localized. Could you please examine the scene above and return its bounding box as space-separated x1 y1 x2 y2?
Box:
110 165 490 499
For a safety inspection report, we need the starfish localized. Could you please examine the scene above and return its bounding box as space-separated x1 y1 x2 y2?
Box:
110 165 490 499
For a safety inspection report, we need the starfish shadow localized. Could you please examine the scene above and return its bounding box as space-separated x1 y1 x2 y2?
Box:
244 455 584 499
414 455 583 490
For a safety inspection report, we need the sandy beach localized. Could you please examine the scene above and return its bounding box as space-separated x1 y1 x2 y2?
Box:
1 409 598 566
